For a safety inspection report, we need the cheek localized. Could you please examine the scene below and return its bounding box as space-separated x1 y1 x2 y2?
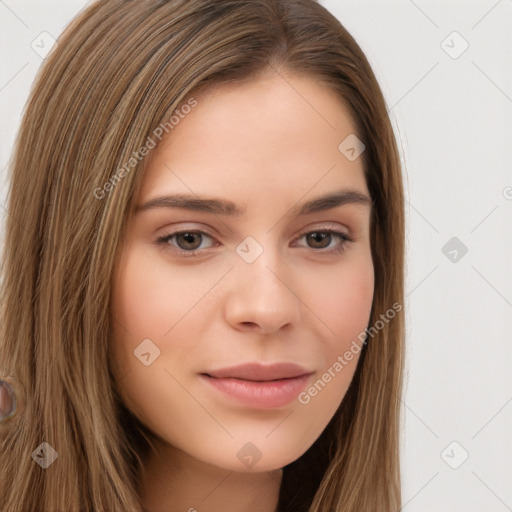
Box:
110 244 176 377
294 254 374 422
306 254 374 342
109 245 195 428
112 244 205 341
110 243 219 392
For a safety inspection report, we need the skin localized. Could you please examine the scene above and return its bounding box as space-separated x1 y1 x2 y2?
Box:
110 70 374 512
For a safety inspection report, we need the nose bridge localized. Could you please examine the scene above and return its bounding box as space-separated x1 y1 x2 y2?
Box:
225 235 300 331
236 235 290 301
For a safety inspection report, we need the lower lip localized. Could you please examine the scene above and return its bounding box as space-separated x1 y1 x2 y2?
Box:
200 374 313 409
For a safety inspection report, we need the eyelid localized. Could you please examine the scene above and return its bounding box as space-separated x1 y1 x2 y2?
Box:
293 221 351 238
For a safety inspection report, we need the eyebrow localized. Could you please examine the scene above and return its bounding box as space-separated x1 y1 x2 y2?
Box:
135 189 372 216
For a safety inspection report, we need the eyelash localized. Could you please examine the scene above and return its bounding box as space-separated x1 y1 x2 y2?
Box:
155 228 353 258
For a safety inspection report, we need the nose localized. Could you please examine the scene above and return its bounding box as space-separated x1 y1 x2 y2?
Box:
223 244 301 334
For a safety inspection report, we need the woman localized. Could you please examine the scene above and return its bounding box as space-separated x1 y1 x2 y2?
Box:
0 1 405 510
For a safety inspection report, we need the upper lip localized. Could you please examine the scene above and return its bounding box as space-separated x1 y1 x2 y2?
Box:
202 362 313 382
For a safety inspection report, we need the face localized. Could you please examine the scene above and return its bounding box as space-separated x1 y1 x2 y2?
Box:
110 71 374 473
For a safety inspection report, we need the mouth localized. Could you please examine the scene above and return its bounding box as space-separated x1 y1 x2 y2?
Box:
199 362 314 409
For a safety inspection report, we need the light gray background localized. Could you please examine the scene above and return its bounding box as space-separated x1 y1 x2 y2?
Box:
1 1 511 510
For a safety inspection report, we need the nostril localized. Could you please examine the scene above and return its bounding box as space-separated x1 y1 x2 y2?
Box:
241 322 258 328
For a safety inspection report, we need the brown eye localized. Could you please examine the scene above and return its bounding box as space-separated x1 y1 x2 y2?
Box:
306 231 333 249
175 232 203 250
155 230 216 256
293 229 352 255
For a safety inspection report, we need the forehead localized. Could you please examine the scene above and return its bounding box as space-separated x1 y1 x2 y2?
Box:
138 72 368 205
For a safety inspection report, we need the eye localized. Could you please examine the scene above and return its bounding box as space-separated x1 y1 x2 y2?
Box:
155 230 217 257
293 229 352 254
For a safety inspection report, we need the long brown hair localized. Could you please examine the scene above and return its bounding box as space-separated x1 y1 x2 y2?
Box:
0 1 405 510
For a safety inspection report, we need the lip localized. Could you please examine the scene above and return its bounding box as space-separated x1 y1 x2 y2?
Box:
203 362 311 381
200 363 314 409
